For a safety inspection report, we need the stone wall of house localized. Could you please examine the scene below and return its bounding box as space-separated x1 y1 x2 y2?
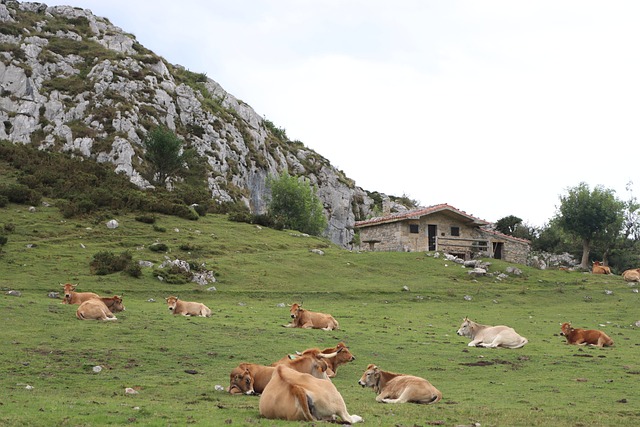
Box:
358 222 404 251
502 240 530 265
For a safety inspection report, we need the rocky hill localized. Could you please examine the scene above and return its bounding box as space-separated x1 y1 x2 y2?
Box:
0 0 379 246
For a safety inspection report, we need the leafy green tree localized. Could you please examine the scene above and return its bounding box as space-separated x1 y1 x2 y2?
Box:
495 215 523 235
143 126 188 186
267 171 327 236
557 182 625 269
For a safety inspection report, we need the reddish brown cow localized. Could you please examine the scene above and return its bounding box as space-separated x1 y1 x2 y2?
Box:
622 268 640 282
229 350 337 395
358 364 442 404
592 261 612 275
259 365 363 423
560 322 614 347
283 303 339 330
61 283 99 305
272 342 355 378
76 295 125 321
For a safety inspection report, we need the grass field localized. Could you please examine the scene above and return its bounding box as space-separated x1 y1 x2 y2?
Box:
0 204 638 426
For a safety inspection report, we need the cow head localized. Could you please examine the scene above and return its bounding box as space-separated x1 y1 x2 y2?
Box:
107 295 125 313
228 366 255 395
332 342 355 365
289 303 303 320
560 322 573 336
165 296 179 312
61 283 77 302
456 317 473 337
358 364 380 388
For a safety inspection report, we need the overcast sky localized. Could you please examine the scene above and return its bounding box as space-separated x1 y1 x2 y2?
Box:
47 0 640 227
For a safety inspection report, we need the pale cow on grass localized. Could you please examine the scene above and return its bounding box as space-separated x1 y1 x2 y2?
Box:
61 283 99 305
165 296 211 317
622 268 640 282
457 317 528 349
259 365 363 423
560 322 614 347
76 295 125 321
358 364 442 404
283 303 339 330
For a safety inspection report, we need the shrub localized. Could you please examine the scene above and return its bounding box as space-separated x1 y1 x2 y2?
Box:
149 242 168 252
0 184 42 205
4 223 15 232
90 251 135 275
0 196 8 208
135 215 156 224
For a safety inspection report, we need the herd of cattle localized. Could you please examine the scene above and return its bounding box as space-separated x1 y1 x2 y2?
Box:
60 282 619 423
593 261 640 282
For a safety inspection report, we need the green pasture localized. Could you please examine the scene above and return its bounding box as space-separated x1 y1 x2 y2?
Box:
0 205 638 426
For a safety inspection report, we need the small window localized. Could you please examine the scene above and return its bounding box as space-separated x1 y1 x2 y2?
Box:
451 226 460 236
409 224 419 234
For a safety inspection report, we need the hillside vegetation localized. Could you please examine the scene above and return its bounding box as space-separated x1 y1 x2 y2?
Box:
0 202 638 426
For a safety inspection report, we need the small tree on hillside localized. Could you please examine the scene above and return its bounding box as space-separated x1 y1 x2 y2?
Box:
557 182 625 269
267 171 327 236
144 126 188 186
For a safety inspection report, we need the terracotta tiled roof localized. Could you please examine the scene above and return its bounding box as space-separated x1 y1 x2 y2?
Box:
355 203 491 228
480 227 531 244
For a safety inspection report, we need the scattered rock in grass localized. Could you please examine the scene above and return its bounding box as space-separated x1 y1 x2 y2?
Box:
106 219 119 229
184 370 198 375
125 387 138 395
92 366 102 373
575 378 588 382
214 385 225 391
310 248 324 255
276 302 286 308
402 285 410 291
463 295 472 301
6 290 21 297
48 292 59 299
617 398 628 403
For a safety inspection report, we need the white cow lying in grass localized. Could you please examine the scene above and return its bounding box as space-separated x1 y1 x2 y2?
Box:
456 317 528 349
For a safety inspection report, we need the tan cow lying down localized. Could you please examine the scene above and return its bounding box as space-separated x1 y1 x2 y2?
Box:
358 364 442 404
457 317 528 349
283 303 339 330
622 268 640 282
259 365 363 423
61 283 99 305
560 322 614 347
165 296 211 317
230 350 338 395
272 342 355 378
76 296 125 321
592 261 612 274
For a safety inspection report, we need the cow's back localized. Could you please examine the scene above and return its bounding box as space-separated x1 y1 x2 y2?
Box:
76 299 116 320
67 292 100 305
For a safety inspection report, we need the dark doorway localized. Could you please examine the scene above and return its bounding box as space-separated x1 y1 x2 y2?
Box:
493 242 504 259
428 224 437 251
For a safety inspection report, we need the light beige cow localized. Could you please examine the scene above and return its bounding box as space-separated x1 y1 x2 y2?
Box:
621 268 640 282
76 296 125 321
457 317 528 349
358 364 442 404
259 365 363 423
165 296 211 317
283 303 339 330
61 283 99 305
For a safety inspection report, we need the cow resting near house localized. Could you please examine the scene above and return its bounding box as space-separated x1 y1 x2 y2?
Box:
259 365 363 423
457 317 528 348
61 283 99 305
592 261 612 274
165 296 211 317
560 322 614 347
76 295 125 321
230 350 339 395
283 303 339 330
622 268 640 282
358 364 442 404
272 342 355 378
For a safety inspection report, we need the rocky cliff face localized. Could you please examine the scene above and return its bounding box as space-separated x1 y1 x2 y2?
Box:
0 0 376 246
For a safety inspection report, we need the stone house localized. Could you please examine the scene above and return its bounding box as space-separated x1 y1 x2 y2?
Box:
354 203 530 265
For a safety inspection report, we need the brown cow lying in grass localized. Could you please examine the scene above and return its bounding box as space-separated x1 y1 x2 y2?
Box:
61 283 99 305
358 364 442 404
76 296 125 321
592 261 612 274
560 322 614 347
259 365 363 423
622 268 640 282
165 296 211 317
283 303 339 330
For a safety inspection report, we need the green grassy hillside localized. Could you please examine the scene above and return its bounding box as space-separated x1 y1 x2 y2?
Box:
0 203 638 426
